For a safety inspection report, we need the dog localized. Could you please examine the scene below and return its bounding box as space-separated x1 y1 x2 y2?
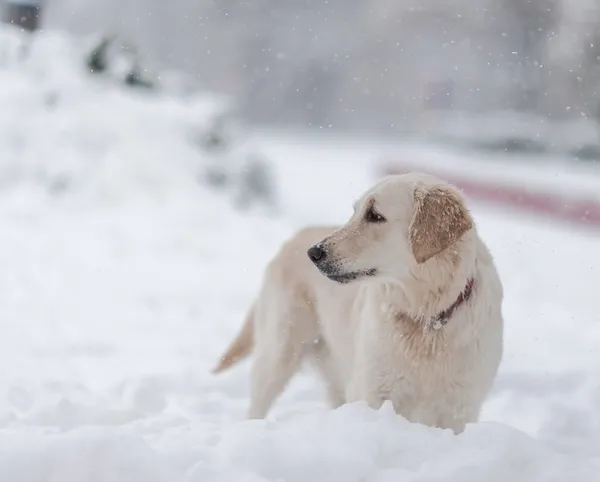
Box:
212 172 503 433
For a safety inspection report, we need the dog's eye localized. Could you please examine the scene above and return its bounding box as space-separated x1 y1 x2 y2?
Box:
365 206 386 223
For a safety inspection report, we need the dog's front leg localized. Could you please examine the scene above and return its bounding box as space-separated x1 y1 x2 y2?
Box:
345 375 385 410
345 306 397 412
345 344 390 411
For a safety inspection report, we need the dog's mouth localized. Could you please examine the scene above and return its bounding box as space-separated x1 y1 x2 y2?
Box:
322 268 377 284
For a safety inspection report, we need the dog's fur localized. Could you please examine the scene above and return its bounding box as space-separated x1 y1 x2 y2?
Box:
212 172 503 433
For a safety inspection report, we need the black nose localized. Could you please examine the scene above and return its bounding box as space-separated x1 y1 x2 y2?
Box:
307 244 326 263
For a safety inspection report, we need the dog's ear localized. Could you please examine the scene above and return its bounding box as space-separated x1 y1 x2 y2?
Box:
409 184 473 264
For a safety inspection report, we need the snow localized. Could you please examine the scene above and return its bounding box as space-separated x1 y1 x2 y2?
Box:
0 27 599 481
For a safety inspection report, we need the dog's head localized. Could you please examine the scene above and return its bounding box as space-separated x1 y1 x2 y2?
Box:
307 172 473 284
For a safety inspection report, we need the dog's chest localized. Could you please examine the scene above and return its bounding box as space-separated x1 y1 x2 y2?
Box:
377 343 476 428
380 312 482 395
355 293 492 404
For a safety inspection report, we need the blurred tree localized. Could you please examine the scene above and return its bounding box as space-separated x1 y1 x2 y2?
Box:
41 0 600 136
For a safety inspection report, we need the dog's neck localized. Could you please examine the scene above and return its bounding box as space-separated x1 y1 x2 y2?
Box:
392 238 477 327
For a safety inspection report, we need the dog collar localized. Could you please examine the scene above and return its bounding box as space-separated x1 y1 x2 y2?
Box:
429 278 474 330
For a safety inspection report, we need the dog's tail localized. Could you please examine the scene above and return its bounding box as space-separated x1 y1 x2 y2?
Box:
211 303 255 374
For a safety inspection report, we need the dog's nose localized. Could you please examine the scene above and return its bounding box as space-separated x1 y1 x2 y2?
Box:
307 244 326 263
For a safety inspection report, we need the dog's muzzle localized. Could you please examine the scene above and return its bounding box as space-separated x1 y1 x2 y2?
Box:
308 244 376 284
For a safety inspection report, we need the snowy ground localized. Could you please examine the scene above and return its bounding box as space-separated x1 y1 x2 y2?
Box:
0 131 599 481
1 28 600 482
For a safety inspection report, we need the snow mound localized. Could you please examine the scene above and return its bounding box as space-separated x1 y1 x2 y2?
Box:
0 27 227 204
208 402 599 482
0 403 597 482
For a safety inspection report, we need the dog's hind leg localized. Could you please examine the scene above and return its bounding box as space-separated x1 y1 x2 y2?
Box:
247 299 318 419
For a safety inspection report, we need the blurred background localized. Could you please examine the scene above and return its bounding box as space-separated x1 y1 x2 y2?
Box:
1 1 600 479
39 0 600 157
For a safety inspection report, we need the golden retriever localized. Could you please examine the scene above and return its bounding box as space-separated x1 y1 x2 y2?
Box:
212 172 503 433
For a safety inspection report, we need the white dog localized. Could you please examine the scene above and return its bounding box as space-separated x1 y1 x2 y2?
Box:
213 172 503 433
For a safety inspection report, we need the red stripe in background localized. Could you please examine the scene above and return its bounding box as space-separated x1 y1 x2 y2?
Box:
380 162 600 229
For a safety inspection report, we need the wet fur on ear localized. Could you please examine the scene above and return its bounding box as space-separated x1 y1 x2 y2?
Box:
409 184 473 264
